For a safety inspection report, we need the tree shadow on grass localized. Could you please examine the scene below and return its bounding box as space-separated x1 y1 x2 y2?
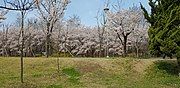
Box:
154 60 179 76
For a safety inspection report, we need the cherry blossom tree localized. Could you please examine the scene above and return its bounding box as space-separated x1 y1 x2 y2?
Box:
37 0 70 58
131 22 149 57
0 9 7 22
0 24 11 56
95 10 107 57
108 6 144 57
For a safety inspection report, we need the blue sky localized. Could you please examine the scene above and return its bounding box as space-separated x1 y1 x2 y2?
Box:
1 0 150 26
64 0 150 26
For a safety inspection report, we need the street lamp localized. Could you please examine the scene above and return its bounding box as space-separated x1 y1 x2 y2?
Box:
104 7 109 13
104 7 109 58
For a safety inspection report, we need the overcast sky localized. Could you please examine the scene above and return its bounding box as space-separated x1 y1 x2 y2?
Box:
1 0 150 26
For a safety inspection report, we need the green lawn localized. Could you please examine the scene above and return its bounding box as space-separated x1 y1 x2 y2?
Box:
0 57 180 88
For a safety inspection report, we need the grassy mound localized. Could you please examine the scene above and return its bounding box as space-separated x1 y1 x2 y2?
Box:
0 57 179 88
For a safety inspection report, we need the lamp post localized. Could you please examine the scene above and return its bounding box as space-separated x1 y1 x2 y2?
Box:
104 7 109 58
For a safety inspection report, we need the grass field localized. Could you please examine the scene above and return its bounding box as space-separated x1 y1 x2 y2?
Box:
0 57 180 88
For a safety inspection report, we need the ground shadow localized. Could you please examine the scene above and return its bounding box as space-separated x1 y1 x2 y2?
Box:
155 60 179 76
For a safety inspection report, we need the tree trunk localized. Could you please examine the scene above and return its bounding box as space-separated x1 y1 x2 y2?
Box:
5 27 8 56
2 26 5 57
20 11 25 83
46 23 50 58
99 43 102 57
136 46 139 58
123 36 127 57
30 47 35 57
46 35 50 58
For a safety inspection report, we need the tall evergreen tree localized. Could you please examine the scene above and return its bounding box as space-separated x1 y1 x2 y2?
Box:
141 0 180 66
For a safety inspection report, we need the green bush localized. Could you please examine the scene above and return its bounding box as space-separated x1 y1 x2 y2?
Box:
62 67 80 84
62 68 80 77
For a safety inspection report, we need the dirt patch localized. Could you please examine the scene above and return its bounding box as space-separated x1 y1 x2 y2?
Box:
132 60 155 73
75 61 102 73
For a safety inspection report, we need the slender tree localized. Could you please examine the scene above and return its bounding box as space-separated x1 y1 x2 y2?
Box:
0 0 38 83
37 0 70 58
95 11 105 57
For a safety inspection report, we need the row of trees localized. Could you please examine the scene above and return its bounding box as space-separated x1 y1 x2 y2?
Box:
0 13 148 58
0 5 149 58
